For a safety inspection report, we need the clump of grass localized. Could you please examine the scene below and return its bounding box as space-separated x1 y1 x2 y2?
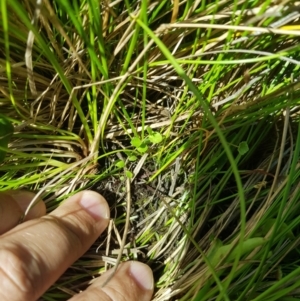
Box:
1 0 300 300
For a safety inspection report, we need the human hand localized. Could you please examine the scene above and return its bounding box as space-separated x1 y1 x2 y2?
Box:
0 190 154 301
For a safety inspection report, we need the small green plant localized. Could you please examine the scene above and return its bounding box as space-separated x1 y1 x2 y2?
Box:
130 136 148 154
114 128 164 176
238 141 249 156
130 127 164 157
115 160 125 169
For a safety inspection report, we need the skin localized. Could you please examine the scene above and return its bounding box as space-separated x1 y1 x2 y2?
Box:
0 190 154 301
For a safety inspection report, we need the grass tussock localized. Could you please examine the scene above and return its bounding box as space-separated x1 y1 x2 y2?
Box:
1 0 300 300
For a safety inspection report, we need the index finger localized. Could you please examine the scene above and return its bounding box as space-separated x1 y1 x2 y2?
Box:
0 191 46 234
0 190 110 301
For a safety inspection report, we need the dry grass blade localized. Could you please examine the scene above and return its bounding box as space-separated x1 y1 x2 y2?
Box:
25 0 43 96
22 154 95 218
101 176 132 287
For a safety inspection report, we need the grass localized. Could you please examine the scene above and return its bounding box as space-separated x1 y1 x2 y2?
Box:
1 0 300 300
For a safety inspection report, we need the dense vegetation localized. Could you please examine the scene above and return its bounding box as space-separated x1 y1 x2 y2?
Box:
1 1 300 300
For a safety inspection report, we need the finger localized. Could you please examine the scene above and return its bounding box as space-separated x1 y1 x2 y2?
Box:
0 191 46 234
0 190 110 301
69 261 154 301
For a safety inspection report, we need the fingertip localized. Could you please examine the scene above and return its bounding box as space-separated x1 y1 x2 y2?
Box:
129 261 154 292
51 190 110 240
78 190 110 221
71 261 154 301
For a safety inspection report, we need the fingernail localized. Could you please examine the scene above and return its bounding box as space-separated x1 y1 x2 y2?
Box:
79 191 110 220
129 261 154 291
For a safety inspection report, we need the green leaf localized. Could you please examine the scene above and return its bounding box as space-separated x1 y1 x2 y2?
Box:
238 141 249 155
209 237 265 267
146 126 153 135
115 160 125 168
137 143 148 153
131 137 142 147
128 155 137 162
0 115 14 163
149 132 163 144
125 170 133 179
